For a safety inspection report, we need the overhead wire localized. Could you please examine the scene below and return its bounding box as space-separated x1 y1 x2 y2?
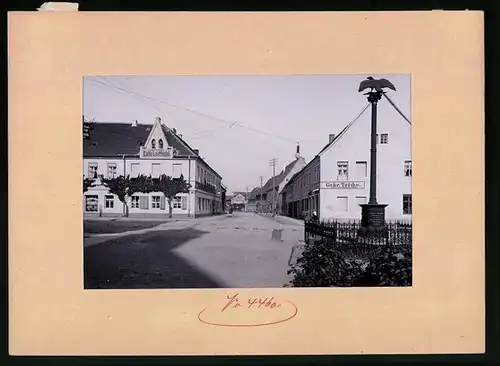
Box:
86 77 299 144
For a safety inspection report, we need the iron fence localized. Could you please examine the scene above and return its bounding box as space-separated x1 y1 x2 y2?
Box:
305 220 412 247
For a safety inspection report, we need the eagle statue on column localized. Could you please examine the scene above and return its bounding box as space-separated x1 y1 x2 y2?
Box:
358 76 396 93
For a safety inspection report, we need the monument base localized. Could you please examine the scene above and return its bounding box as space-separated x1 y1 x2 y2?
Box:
360 203 388 228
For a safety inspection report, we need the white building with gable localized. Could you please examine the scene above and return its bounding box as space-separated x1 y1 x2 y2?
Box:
282 99 412 222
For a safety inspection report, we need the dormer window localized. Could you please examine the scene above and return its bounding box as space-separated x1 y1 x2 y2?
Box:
151 139 156 149
158 139 164 149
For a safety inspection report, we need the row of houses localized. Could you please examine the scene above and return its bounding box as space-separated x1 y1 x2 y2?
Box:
83 117 226 218
247 107 412 221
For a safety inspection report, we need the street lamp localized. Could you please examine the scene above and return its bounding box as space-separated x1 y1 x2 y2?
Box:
358 76 396 228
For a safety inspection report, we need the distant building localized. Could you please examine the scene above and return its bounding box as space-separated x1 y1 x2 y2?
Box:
260 145 307 214
83 117 224 218
230 192 248 211
282 109 411 221
246 187 260 212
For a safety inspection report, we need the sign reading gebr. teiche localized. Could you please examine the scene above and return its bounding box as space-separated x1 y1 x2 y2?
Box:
321 181 365 189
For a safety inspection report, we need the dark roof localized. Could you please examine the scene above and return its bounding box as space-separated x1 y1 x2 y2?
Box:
262 158 301 192
83 122 194 157
83 123 152 157
248 187 260 200
283 171 301 189
160 125 195 156
83 122 223 178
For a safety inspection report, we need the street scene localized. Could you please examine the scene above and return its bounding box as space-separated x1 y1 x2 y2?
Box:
83 74 412 289
85 213 303 288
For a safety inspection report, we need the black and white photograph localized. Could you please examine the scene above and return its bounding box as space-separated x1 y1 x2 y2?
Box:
83 74 412 289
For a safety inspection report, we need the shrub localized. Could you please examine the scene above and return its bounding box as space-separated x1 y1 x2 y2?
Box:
288 240 412 287
287 240 364 287
351 246 412 287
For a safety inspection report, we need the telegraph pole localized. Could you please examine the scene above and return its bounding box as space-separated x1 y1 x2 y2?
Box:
269 158 278 215
246 186 249 212
260 176 263 214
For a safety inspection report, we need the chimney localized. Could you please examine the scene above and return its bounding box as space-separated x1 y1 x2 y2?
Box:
193 149 199 155
131 120 138 127
295 143 301 159
173 128 177 134
154 117 161 124
329 134 336 143
178 134 183 139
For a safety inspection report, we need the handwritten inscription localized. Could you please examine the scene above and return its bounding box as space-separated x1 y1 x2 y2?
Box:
322 181 365 189
222 293 282 312
198 293 297 327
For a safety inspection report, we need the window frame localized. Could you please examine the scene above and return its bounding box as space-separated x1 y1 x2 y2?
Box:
107 163 117 179
172 196 182 209
105 195 114 209
85 195 99 212
403 194 412 215
131 196 140 209
88 162 98 179
404 160 412 177
337 161 349 180
152 195 161 209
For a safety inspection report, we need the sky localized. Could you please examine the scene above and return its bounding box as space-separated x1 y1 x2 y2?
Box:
83 74 411 193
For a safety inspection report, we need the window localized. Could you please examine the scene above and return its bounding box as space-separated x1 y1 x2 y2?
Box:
403 194 412 215
380 133 389 144
107 163 117 179
173 164 182 178
355 196 367 206
158 139 164 149
173 196 182 209
131 196 140 208
337 161 348 179
198 197 201 210
336 196 348 212
88 163 98 178
105 195 114 209
85 195 98 211
152 196 161 209
151 139 156 149
356 161 367 178
152 163 161 178
197 166 200 182
130 163 140 178
404 160 412 177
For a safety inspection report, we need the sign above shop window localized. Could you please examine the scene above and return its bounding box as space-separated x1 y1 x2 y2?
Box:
321 181 365 189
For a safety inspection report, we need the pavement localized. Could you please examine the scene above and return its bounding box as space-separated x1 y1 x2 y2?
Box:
84 212 305 289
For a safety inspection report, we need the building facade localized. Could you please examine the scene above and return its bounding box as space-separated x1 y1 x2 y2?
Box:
257 145 307 214
282 106 412 222
229 192 248 211
83 117 224 218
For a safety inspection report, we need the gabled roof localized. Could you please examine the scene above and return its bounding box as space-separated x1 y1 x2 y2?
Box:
160 125 197 157
232 191 248 198
83 123 152 157
83 122 196 157
83 121 222 179
262 158 302 192
248 187 260 200
317 123 351 155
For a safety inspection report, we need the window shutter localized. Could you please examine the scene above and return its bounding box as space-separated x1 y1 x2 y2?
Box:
160 195 166 210
181 196 187 210
139 196 149 210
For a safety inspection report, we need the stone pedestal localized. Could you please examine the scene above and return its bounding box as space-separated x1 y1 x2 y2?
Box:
360 203 388 228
